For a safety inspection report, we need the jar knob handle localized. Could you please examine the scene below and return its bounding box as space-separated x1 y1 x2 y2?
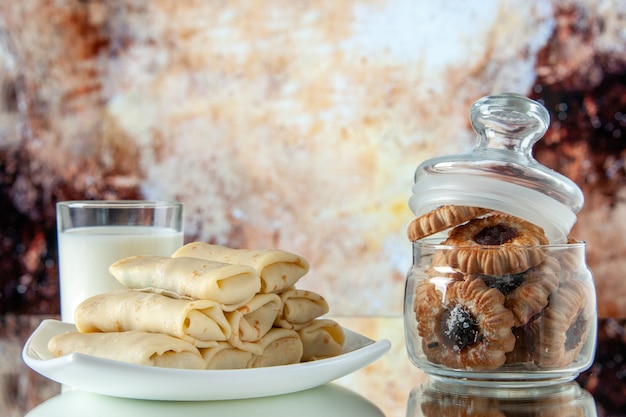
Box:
470 93 550 153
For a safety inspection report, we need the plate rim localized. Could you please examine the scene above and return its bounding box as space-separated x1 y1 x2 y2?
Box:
23 319 391 400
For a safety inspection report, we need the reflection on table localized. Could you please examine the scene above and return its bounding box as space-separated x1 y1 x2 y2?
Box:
26 384 385 417
408 379 596 417
25 379 598 417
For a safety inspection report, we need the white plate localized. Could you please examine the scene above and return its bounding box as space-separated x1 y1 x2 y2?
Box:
23 319 391 401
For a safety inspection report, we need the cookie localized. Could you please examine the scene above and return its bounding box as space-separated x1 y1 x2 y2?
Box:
476 255 561 327
532 279 594 368
424 249 465 281
443 215 549 276
407 205 490 242
552 239 585 283
415 276 516 370
504 326 534 364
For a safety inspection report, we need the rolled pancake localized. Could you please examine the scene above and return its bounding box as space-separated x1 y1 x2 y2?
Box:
220 295 256 313
74 290 230 347
298 319 345 361
250 328 303 368
172 242 309 293
226 293 281 354
274 287 329 330
48 331 205 369
200 342 255 370
109 255 260 305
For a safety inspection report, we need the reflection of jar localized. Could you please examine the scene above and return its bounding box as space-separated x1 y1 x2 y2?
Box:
404 94 597 386
406 379 597 417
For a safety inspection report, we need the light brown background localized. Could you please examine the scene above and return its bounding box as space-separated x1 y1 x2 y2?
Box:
0 0 624 317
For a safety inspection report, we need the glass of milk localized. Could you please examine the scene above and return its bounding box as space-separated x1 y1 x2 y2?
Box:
56 201 184 322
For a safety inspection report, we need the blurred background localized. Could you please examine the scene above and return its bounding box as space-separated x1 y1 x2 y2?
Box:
1 0 625 318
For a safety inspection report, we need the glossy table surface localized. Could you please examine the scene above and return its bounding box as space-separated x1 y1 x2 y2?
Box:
2 315 624 417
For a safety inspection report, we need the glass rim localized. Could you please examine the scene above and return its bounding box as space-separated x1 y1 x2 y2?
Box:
56 200 183 209
411 236 586 249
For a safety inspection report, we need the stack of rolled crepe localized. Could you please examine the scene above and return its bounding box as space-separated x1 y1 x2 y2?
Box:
47 243 345 370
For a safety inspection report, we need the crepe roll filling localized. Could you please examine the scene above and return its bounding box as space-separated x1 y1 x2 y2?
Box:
283 295 328 323
184 309 230 342
261 262 307 292
151 351 205 369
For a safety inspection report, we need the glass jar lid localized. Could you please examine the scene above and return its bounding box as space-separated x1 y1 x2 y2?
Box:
408 93 584 243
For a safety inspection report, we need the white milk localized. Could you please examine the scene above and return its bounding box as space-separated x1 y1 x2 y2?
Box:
58 225 183 322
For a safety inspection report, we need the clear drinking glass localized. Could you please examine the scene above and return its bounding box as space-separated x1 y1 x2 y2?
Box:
56 201 184 322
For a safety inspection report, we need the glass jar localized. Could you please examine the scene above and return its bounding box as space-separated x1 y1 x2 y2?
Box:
404 93 597 386
404 238 596 387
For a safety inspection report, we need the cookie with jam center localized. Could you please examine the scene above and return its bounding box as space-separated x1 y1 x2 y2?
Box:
414 276 516 370
443 215 549 276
